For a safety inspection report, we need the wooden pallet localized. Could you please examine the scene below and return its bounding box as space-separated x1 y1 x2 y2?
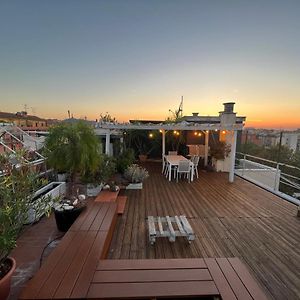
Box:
148 215 195 244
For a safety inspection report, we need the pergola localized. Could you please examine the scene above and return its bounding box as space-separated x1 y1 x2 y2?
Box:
95 121 244 183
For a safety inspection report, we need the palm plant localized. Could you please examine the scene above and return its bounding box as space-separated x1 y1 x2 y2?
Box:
45 122 100 184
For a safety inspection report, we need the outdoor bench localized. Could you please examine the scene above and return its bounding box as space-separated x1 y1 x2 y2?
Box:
19 200 118 300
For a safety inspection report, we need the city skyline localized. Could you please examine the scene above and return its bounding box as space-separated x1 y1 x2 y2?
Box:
1 1 300 129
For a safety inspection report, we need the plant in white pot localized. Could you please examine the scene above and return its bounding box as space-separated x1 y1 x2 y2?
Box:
124 164 149 189
44 122 100 196
209 141 231 172
83 155 116 196
0 153 53 300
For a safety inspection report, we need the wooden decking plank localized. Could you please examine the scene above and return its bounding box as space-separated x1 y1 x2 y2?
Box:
87 281 219 298
89 202 110 231
228 258 270 300
100 202 117 231
19 230 77 299
79 202 103 231
117 196 127 214
204 258 238 300
53 230 98 298
216 258 253 300
71 231 108 298
95 190 119 202
69 201 95 231
37 230 87 299
97 258 207 270
93 268 212 283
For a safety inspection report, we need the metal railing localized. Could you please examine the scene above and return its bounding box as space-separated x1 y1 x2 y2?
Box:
235 152 300 205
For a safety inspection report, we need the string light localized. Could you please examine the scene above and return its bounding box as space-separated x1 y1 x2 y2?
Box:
198 132 202 137
222 130 226 134
149 133 153 138
194 131 198 136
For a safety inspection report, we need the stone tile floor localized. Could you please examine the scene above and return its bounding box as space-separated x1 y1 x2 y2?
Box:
8 215 63 300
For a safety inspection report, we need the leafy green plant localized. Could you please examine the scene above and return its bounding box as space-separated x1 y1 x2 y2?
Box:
124 164 149 183
116 148 135 173
210 141 231 160
0 153 53 273
81 155 116 186
44 122 100 181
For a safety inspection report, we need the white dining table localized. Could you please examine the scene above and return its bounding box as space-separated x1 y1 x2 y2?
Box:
165 155 194 182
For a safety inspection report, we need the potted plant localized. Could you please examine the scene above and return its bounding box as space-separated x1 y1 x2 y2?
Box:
209 141 231 172
44 121 100 196
0 153 53 300
124 164 149 189
83 155 116 196
53 194 87 232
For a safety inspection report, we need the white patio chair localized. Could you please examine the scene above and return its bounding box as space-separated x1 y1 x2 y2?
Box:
168 151 178 155
176 160 191 183
162 155 168 175
192 155 200 178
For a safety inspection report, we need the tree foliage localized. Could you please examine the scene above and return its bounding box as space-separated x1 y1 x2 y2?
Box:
44 122 100 179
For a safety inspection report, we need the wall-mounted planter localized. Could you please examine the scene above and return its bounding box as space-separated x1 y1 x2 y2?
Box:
126 182 143 190
25 181 67 224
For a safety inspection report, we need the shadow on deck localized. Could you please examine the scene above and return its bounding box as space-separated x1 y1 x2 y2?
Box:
108 162 300 300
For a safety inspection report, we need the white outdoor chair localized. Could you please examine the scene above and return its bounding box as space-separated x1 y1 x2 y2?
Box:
168 151 178 155
176 160 191 183
162 155 168 175
192 155 200 178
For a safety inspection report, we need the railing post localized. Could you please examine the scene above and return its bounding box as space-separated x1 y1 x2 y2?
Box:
242 154 246 176
274 163 280 192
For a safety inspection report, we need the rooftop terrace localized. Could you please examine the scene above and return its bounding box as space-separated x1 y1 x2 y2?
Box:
108 162 300 300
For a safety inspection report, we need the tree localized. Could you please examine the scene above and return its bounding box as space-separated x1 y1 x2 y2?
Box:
44 122 100 182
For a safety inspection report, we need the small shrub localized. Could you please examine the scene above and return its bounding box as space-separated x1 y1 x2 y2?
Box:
124 164 149 183
116 148 135 173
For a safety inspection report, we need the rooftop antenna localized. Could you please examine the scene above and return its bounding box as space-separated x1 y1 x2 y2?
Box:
23 104 28 113
68 110 71 119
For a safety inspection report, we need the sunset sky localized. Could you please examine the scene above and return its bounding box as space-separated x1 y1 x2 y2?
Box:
0 0 299 129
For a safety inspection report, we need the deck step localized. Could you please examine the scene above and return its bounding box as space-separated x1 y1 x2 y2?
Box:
117 196 127 214
95 190 120 202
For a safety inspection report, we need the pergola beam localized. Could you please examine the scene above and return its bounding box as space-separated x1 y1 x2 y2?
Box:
97 123 244 131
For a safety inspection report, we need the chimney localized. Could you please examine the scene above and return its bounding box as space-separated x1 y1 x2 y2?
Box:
192 112 199 117
223 102 235 113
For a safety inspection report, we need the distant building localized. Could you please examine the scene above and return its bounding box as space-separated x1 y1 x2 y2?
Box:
242 128 300 152
0 111 48 130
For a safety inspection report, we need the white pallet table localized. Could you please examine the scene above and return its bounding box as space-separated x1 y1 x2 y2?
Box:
147 215 195 245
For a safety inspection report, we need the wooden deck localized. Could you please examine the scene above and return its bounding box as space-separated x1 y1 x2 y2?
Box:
108 162 300 300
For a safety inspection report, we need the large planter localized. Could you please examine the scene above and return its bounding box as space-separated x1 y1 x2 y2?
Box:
86 183 103 197
54 206 86 232
25 182 67 224
0 257 16 300
126 182 143 190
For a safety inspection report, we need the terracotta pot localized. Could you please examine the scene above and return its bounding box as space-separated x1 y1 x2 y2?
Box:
0 257 16 300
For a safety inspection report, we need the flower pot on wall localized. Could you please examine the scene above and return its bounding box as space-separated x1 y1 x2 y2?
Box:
0 257 16 300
